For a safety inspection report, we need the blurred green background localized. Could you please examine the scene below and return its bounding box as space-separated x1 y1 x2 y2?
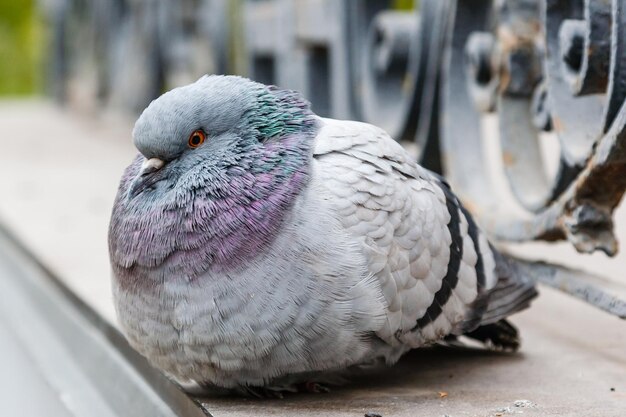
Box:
0 0 42 95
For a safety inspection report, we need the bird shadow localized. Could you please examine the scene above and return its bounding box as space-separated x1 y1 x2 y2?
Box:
194 344 526 412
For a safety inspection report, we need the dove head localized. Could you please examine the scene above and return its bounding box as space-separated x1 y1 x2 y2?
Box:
134 76 259 163
109 75 319 286
129 75 316 196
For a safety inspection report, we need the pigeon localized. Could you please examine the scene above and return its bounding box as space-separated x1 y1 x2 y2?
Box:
108 75 537 394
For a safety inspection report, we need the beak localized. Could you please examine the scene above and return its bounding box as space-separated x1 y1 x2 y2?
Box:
128 158 165 198
139 157 164 176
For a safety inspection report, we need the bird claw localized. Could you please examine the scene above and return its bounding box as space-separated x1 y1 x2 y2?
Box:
241 386 285 399
300 381 331 393
239 381 331 398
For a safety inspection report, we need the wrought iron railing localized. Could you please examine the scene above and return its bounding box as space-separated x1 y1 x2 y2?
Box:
441 0 626 255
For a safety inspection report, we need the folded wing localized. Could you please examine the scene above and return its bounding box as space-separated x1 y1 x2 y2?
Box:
312 118 533 348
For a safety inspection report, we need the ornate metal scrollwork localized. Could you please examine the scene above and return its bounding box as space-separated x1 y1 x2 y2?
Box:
440 0 626 256
37 0 626 316
48 0 626 258
351 0 452 171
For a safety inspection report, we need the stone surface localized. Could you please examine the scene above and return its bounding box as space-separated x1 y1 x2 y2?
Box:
0 99 625 416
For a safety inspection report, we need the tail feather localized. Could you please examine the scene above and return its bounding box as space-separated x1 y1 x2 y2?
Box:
460 249 538 333
482 250 538 323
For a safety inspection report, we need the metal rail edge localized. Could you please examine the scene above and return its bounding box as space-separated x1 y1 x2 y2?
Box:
0 224 213 417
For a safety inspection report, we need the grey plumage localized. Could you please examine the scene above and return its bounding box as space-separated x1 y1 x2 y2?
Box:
108 75 537 392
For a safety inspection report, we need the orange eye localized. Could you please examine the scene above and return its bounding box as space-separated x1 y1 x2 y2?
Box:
188 130 206 148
